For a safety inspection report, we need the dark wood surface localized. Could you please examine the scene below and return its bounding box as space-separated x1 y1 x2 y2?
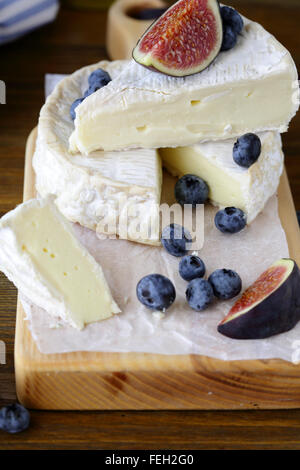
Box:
0 1 300 449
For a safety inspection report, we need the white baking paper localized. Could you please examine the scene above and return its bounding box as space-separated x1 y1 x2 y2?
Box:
21 184 300 362
21 74 300 363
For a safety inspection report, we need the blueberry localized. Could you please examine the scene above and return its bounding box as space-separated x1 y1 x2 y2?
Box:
88 69 111 88
221 25 237 52
175 174 209 207
136 274 176 311
233 133 262 168
129 7 168 20
297 210 300 227
83 69 111 99
215 207 247 234
0 404 30 434
70 97 84 120
70 70 111 121
186 278 214 312
83 84 101 98
179 255 206 282
221 6 244 35
208 269 242 300
161 224 192 257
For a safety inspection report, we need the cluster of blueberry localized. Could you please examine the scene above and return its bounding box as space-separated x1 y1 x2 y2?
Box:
0 403 30 434
136 131 262 313
175 173 247 235
220 6 244 52
70 69 111 121
137 227 242 313
187 266 242 312
216 132 261 233
182 251 242 311
175 133 261 235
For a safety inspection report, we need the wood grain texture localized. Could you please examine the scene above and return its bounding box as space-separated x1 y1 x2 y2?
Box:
13 128 300 411
1 2 300 449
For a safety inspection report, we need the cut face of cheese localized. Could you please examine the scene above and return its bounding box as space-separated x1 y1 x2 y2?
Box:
160 131 284 223
69 17 299 153
34 60 162 246
0 198 120 329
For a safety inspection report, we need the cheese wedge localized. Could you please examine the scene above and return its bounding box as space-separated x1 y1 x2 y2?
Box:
0 198 120 329
34 61 162 246
69 17 299 153
160 131 284 223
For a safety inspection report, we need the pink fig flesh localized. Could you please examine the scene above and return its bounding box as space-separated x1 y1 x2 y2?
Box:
218 259 300 340
133 0 223 77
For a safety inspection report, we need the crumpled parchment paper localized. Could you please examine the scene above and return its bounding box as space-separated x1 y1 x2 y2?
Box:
21 187 299 361
20 73 299 363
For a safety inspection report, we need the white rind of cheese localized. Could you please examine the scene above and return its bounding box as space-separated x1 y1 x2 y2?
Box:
160 131 284 224
34 60 162 246
69 17 299 153
0 197 120 329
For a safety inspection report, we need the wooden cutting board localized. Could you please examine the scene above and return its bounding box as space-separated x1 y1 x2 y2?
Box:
15 127 300 410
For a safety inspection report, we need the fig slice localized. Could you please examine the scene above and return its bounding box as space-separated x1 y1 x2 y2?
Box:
132 0 223 77
218 259 300 340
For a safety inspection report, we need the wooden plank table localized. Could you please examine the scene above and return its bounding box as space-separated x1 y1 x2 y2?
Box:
1 0 300 449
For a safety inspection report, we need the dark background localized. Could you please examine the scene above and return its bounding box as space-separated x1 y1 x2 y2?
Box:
0 0 300 449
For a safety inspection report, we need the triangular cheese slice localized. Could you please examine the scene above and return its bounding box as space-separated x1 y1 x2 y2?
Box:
69 16 299 154
0 197 120 329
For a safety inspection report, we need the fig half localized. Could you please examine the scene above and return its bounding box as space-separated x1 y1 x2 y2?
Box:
218 259 300 340
132 0 223 77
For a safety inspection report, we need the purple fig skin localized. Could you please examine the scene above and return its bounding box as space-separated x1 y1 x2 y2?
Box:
217 259 300 340
134 52 222 78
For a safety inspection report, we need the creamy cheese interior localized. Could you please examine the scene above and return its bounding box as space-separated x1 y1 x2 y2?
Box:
11 201 120 329
70 71 297 154
161 147 244 210
160 131 284 223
